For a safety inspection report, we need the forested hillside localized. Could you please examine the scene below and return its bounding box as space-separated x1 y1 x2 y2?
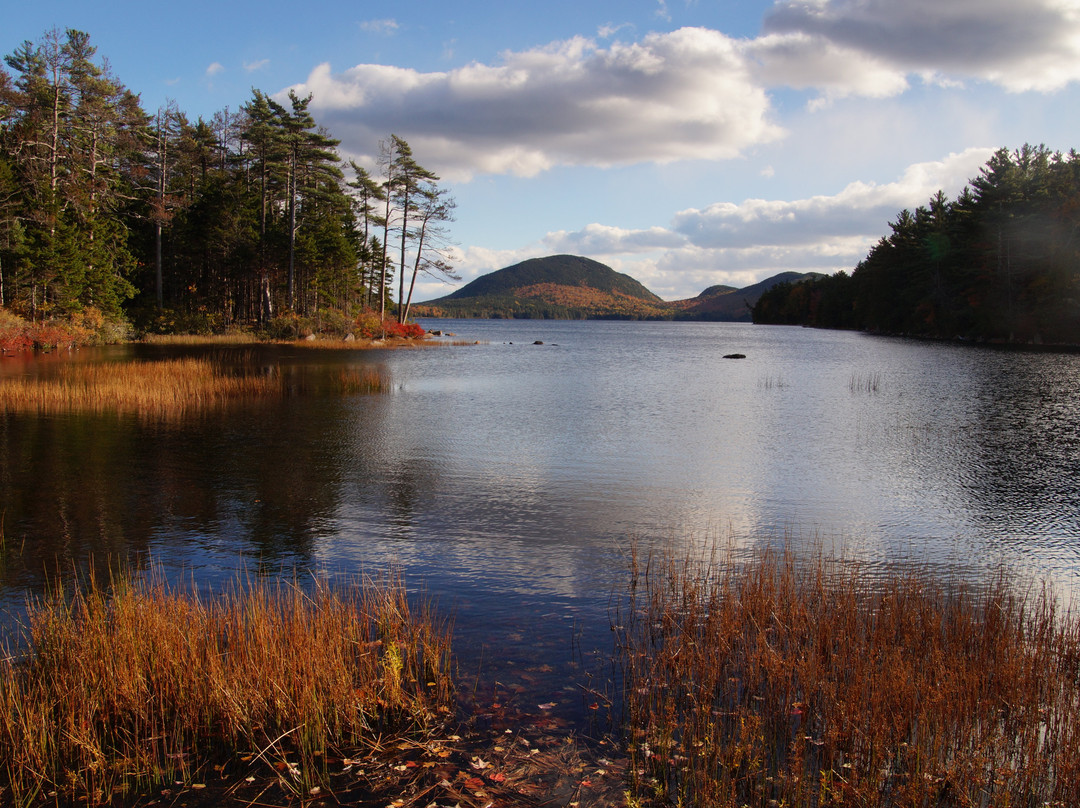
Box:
753 145 1080 345
414 255 820 320
0 28 454 337
413 255 673 319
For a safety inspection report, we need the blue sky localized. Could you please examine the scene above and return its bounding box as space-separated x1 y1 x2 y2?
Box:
6 0 1080 301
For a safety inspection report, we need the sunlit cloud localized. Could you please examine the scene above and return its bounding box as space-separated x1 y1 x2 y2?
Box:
244 58 270 72
289 28 784 180
205 62 225 77
287 0 1080 183
762 0 1080 93
502 148 998 299
671 148 993 249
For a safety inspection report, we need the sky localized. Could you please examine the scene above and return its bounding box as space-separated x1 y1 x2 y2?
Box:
6 0 1080 301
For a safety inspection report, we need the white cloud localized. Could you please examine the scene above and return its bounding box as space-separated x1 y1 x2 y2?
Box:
761 0 1080 93
543 223 687 255
205 62 224 77
244 58 270 73
746 32 909 107
290 28 784 180
283 1 1080 183
360 18 400 35
483 148 998 300
670 148 994 249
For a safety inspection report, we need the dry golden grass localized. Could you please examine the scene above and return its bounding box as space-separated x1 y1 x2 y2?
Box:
1 358 281 418
139 333 260 346
0 569 453 806
616 546 1080 807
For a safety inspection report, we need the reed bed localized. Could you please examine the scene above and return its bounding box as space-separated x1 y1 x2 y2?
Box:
0 358 282 418
616 547 1080 807
139 333 260 346
335 367 388 394
0 570 454 806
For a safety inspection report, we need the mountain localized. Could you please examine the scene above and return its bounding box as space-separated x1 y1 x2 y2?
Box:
668 272 824 322
412 255 670 319
411 255 820 321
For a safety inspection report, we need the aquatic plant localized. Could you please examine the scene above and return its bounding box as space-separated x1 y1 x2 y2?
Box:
849 371 882 393
0 358 283 418
615 546 1080 807
0 569 453 806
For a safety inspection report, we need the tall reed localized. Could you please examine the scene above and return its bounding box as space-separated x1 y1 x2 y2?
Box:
615 546 1080 807
0 569 453 806
0 358 282 418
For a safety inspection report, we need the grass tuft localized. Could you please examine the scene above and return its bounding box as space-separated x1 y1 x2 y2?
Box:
616 545 1080 807
0 358 281 418
0 568 453 806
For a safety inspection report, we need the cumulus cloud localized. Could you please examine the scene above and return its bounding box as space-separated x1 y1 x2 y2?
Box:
205 62 225 77
273 0 1080 182
289 27 784 179
671 147 994 249
281 2 1080 183
508 148 997 298
760 0 1080 93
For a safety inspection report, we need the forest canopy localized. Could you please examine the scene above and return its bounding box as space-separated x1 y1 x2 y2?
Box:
753 145 1080 345
0 28 455 336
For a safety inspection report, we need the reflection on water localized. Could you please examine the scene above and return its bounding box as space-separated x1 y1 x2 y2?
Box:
2 323 1079 722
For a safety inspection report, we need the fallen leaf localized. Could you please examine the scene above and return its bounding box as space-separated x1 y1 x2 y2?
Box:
538 702 556 710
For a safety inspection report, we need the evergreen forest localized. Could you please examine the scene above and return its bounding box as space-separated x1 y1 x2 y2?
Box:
0 28 456 339
753 145 1080 345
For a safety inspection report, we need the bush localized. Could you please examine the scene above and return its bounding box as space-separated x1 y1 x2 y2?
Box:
0 311 31 352
352 311 425 340
384 320 425 339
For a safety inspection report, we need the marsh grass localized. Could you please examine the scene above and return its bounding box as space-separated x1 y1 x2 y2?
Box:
335 367 388 394
139 333 260 346
0 569 453 806
0 358 390 418
0 358 283 418
850 371 883 394
616 546 1080 807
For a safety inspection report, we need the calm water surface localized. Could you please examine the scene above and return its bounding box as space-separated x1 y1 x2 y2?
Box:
2 320 1079 719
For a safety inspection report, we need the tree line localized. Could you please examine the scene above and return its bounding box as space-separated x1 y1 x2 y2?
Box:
0 28 456 333
753 145 1080 345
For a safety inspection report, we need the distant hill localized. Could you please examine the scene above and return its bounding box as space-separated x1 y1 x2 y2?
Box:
412 255 670 319
411 255 821 321
668 272 823 322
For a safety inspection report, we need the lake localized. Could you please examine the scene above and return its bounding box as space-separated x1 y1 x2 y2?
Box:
2 320 1079 725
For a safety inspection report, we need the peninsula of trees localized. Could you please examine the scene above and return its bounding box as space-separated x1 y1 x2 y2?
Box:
0 28 455 338
753 145 1080 346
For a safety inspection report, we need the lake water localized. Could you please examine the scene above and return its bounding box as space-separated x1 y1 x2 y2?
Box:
2 320 1079 723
